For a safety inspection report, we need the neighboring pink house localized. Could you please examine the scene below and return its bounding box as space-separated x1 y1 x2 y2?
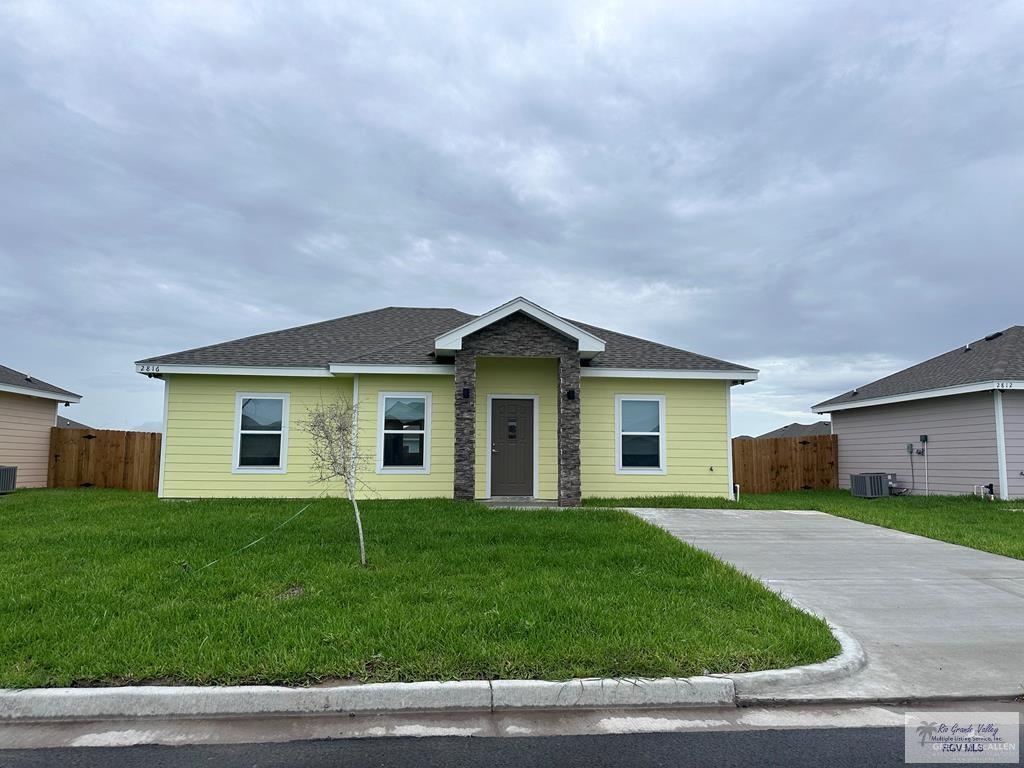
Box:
814 326 1024 499
0 364 82 489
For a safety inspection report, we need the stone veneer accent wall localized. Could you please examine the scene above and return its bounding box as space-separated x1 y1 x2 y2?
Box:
452 312 582 506
557 351 582 505
453 352 476 501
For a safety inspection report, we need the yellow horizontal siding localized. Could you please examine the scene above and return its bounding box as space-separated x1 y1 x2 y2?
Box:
354 374 455 499
162 373 457 500
162 375 354 498
474 358 558 499
161 369 732 501
580 378 730 498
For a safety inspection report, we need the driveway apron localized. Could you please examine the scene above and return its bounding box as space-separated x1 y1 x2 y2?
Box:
631 508 1024 702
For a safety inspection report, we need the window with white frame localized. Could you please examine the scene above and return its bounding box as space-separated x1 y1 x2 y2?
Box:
234 394 288 472
378 393 430 473
616 395 666 473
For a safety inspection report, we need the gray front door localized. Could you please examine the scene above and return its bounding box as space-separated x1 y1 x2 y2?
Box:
491 398 534 497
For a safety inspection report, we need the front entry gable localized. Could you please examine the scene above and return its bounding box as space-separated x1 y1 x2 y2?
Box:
434 297 605 359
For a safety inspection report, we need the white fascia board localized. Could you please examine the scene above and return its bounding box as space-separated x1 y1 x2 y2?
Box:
580 368 758 382
135 363 333 378
434 297 606 357
0 382 81 403
329 364 455 375
812 380 1022 413
135 363 457 377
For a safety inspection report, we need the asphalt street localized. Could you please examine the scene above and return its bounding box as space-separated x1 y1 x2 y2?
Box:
0 728 951 768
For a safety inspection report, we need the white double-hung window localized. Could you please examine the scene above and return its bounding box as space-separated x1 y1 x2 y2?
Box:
615 394 666 474
377 392 431 473
233 393 289 473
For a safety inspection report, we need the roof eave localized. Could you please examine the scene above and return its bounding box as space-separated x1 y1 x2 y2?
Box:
135 363 335 378
0 382 82 403
580 367 758 382
813 379 1021 413
134 361 758 381
135 362 457 377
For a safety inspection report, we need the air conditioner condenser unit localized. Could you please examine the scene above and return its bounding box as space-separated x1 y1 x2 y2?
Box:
0 466 16 494
851 472 889 498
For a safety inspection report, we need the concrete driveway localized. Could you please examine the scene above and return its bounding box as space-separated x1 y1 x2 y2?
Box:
631 508 1024 702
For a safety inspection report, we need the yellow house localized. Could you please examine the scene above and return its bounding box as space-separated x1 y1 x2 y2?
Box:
137 298 756 505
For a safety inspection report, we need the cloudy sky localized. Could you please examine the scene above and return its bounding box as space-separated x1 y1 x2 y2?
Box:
2 1 1022 436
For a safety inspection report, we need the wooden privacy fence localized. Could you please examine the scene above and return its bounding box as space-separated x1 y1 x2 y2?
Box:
732 434 838 493
48 428 161 492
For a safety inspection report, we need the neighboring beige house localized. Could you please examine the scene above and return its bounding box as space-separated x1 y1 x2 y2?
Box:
813 326 1024 499
0 364 82 488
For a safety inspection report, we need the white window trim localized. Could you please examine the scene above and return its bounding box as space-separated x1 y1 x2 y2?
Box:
615 394 667 475
232 392 290 474
377 391 432 475
485 394 540 499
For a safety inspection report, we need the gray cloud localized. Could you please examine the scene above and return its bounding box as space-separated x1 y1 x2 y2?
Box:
2 0 1022 435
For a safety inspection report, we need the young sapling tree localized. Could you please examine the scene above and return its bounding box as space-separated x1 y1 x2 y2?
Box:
301 396 367 566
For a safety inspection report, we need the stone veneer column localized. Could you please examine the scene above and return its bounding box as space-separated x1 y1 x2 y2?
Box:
453 351 476 501
557 352 582 506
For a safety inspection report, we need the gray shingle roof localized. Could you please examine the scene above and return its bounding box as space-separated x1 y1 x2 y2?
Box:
138 306 754 373
138 308 474 368
57 416 92 429
570 319 749 371
0 363 80 399
814 326 1024 410
757 421 832 439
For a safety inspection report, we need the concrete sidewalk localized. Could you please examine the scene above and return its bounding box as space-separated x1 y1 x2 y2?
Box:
631 508 1024 703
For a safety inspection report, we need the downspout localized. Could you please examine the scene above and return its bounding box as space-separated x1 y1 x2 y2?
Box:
726 381 735 500
924 443 929 497
994 389 1009 501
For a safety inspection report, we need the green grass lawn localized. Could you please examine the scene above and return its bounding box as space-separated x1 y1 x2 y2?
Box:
586 490 1024 560
0 489 838 688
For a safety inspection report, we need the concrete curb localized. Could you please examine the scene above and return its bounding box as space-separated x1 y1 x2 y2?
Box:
0 681 493 722
491 676 735 711
0 677 737 722
0 629 865 722
0 629 864 722
725 620 866 701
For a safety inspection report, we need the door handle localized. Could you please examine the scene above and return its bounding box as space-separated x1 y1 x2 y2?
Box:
492 446 499 453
